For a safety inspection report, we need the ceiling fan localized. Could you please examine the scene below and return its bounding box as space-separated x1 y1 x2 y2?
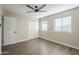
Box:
26 4 47 13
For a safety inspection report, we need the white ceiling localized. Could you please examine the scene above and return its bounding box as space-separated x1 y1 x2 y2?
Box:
2 4 79 18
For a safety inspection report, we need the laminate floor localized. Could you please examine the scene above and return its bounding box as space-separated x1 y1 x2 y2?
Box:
2 38 79 55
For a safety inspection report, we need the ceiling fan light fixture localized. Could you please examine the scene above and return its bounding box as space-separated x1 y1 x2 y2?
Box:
35 12 39 14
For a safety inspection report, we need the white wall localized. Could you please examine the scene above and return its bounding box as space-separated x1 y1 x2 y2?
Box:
3 10 39 46
40 7 79 50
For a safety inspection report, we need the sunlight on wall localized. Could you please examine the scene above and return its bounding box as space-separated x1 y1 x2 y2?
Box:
54 16 71 33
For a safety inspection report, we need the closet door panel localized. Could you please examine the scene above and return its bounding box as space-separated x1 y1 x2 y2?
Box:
4 17 10 45
4 16 17 46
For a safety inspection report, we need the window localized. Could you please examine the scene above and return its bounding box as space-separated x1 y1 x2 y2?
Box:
54 16 71 32
41 21 48 31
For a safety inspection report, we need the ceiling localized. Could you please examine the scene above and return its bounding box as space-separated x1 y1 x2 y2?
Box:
2 4 79 18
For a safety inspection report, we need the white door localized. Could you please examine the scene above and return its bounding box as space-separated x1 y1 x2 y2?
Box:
28 20 39 39
28 21 35 39
4 16 17 46
34 22 39 38
9 17 17 44
4 16 10 46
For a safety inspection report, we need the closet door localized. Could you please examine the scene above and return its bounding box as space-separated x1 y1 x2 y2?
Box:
34 21 39 38
28 20 39 39
9 17 17 44
28 21 35 39
4 16 10 46
4 16 17 46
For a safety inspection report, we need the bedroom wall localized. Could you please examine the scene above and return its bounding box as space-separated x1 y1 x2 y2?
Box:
40 7 79 50
2 10 39 45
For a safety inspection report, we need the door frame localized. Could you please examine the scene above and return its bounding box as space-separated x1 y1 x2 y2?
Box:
1 15 4 46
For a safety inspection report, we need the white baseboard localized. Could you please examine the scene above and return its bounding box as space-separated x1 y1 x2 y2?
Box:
40 36 79 50
3 38 33 46
3 37 39 46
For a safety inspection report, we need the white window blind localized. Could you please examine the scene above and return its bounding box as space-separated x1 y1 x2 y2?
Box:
54 16 71 32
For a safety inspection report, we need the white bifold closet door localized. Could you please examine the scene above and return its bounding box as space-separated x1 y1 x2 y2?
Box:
28 21 35 39
4 16 17 46
28 20 39 39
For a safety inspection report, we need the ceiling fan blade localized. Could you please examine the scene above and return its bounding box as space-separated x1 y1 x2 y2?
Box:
38 4 46 11
26 11 34 13
26 5 35 11
39 10 47 12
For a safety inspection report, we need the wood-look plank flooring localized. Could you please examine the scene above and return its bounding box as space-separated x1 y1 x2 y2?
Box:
2 38 79 55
